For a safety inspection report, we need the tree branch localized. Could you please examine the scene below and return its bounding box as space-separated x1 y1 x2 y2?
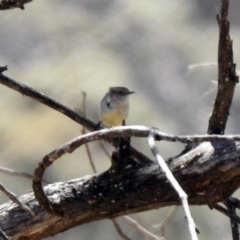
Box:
0 0 32 10
224 198 240 240
208 0 239 134
148 131 198 240
0 184 34 217
0 166 50 185
123 216 161 240
31 125 240 215
112 219 132 240
1 139 240 239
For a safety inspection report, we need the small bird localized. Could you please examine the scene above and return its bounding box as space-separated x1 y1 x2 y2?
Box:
99 87 135 126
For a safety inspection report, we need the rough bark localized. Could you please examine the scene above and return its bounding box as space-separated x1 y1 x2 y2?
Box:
0 141 240 239
207 0 239 134
0 0 32 10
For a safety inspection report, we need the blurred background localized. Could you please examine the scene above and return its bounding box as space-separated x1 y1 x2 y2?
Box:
1 0 240 239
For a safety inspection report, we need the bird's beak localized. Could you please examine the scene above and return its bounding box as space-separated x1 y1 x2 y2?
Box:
127 91 135 95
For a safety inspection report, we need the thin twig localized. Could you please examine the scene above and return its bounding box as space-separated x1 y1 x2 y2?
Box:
81 92 97 173
0 229 8 240
0 183 34 217
124 216 161 240
213 203 229 216
185 62 217 77
149 206 179 237
147 130 198 240
194 82 217 110
212 202 240 223
35 125 240 155
159 207 178 236
215 201 240 222
112 219 132 240
0 166 50 184
82 129 97 173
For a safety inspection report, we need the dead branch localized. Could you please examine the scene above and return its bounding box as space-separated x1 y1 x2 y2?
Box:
0 184 34 217
31 126 240 216
0 139 240 239
0 0 32 10
112 219 132 240
148 131 198 240
0 167 50 185
123 216 161 240
149 206 179 237
224 197 240 240
208 0 238 134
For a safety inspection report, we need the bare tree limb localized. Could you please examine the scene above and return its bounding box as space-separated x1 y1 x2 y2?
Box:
112 219 132 240
0 137 239 239
123 216 161 240
208 1 240 238
0 229 8 240
0 183 34 217
208 0 239 134
149 206 179 237
31 125 240 215
213 203 228 216
213 202 240 224
224 198 239 240
32 125 240 215
147 131 198 240
0 166 50 185
0 0 32 10
81 92 98 174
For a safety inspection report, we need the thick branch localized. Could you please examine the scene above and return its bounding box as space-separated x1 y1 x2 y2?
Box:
32 126 240 215
224 198 240 240
208 0 238 134
0 0 32 10
1 140 240 239
32 126 240 216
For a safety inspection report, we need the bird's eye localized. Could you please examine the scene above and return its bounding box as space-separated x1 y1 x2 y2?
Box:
118 90 123 94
